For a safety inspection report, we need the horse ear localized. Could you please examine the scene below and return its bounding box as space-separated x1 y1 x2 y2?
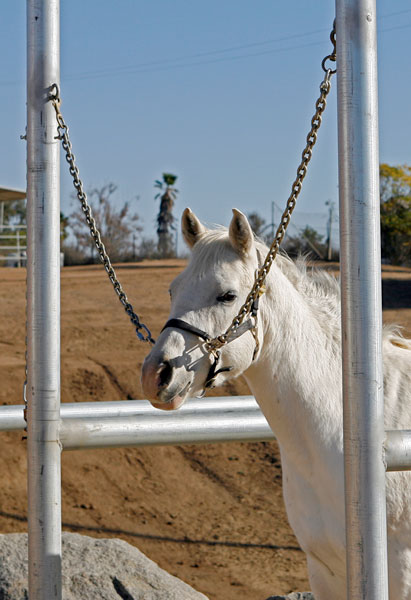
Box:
182 208 206 248
229 209 254 257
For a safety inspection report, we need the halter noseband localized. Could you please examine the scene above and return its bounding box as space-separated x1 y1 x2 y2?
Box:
160 302 260 394
160 318 233 391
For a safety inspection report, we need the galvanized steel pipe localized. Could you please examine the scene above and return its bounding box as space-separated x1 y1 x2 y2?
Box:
59 410 274 450
385 431 411 472
0 396 260 431
336 0 389 598
27 1 62 598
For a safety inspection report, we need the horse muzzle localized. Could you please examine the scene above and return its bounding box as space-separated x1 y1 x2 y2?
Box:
141 355 194 410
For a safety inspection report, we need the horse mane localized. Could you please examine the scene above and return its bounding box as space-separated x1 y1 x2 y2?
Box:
256 241 342 343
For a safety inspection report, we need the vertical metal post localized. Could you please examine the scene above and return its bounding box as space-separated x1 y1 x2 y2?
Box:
27 1 61 598
336 1 389 598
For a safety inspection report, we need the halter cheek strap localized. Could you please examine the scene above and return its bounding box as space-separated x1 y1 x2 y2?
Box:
161 319 210 343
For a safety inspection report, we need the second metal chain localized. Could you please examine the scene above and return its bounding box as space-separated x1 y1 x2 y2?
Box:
205 24 336 354
49 85 155 344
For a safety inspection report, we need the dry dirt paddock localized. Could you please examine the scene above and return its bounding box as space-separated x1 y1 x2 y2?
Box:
0 260 410 600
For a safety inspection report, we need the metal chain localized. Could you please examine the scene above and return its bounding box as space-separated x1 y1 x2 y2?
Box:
48 85 155 344
47 21 335 354
205 22 336 354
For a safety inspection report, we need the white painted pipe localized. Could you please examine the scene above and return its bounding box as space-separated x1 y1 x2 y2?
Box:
336 1 389 598
27 1 62 598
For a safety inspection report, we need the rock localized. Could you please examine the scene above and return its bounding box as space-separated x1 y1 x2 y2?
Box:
265 594 314 600
0 532 208 599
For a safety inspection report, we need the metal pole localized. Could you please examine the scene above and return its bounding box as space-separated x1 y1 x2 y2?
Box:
27 1 61 598
336 1 389 598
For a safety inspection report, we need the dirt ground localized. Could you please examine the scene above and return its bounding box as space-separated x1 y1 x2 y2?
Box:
0 260 410 600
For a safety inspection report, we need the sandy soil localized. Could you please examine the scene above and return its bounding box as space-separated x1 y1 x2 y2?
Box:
0 260 410 600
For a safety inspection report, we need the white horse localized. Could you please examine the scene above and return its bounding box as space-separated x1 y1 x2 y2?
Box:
141 208 411 599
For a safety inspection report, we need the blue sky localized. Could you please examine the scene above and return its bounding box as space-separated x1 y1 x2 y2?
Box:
1 2 410 252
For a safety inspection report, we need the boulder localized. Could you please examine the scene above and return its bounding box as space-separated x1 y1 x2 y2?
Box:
0 532 208 599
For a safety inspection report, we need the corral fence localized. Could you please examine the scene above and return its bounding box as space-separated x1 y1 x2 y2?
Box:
0 189 27 267
0 224 27 266
0 1 409 598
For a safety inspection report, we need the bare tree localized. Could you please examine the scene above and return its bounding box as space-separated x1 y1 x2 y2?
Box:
247 212 267 238
154 173 178 257
70 183 141 263
283 225 326 259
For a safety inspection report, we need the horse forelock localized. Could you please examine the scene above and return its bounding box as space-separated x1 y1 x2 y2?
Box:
186 226 255 280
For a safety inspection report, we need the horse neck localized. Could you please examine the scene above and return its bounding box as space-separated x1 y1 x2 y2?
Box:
245 258 343 453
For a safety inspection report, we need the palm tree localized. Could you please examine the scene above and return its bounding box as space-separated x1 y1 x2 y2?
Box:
154 173 178 257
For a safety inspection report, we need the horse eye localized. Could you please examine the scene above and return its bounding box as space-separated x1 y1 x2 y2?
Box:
216 291 237 303
168 289 172 299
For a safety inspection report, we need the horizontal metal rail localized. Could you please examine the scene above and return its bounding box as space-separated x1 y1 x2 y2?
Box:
0 225 27 230
0 248 27 252
1 398 410 470
385 431 411 472
59 410 274 450
0 396 260 431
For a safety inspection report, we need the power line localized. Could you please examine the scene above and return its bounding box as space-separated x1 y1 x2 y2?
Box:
63 16 411 83
62 27 330 80
63 39 328 82
1 10 411 87
63 21 411 83
60 8 411 82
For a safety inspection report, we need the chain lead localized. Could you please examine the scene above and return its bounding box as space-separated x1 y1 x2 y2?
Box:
48 84 155 345
205 23 337 354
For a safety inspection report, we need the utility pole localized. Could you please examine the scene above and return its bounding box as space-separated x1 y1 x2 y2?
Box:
271 201 275 238
326 199 335 261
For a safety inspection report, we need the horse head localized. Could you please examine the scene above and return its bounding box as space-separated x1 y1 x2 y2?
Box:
141 208 263 410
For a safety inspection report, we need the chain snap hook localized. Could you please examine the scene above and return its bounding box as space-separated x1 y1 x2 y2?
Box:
321 19 336 75
48 83 60 103
321 56 336 75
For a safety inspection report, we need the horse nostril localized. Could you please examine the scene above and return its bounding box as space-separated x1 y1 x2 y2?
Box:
157 361 173 388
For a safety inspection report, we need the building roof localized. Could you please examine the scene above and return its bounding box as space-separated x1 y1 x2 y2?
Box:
0 187 26 202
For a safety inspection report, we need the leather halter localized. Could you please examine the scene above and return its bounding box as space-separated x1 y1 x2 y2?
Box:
160 300 260 393
160 259 264 395
160 318 233 390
